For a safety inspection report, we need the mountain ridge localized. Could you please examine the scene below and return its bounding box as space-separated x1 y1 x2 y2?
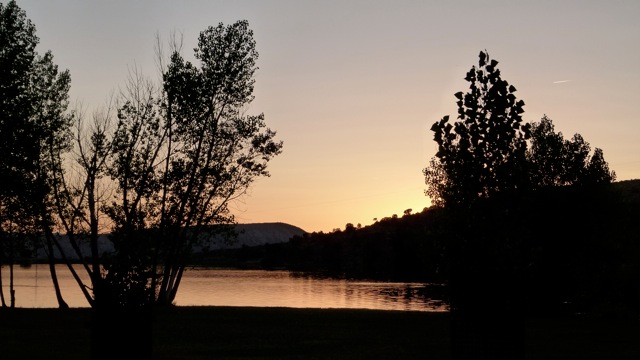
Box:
35 222 307 260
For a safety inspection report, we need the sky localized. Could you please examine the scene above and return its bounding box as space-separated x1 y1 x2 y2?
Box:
15 0 640 233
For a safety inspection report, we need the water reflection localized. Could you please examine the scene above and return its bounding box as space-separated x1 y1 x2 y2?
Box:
1 265 448 311
176 268 448 312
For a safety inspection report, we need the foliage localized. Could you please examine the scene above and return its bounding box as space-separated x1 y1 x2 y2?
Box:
424 50 529 208
0 0 73 307
61 20 283 308
422 50 620 357
0 8 280 314
424 51 615 209
527 115 616 187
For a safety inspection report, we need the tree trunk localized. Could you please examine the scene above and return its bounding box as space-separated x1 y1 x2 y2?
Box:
9 262 15 308
9 231 15 308
45 234 69 309
0 265 6 307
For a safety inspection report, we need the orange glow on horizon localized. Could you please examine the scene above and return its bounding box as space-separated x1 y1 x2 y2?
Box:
233 185 432 233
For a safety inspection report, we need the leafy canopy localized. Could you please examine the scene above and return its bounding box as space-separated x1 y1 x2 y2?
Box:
527 115 615 188
424 50 529 207
0 0 72 235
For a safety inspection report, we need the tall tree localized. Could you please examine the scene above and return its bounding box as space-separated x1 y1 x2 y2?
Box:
423 51 617 360
151 20 283 306
0 1 38 307
0 0 73 308
46 20 281 359
86 20 283 308
424 50 529 208
424 50 531 359
52 20 281 309
47 19 281 306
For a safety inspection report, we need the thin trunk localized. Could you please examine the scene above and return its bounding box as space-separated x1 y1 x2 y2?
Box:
158 232 186 306
9 229 14 308
50 233 94 305
45 231 69 309
158 229 179 305
0 265 6 307
165 264 185 305
159 260 178 305
9 263 14 308
86 161 103 306
152 94 173 305
174 120 208 229
37 171 71 310
0 198 6 307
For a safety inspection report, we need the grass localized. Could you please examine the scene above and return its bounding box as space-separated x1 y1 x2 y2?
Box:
1 307 639 359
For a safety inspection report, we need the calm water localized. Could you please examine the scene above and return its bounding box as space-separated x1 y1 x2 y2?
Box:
0 264 448 312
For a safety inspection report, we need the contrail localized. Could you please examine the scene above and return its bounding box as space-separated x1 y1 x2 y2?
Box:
553 80 572 84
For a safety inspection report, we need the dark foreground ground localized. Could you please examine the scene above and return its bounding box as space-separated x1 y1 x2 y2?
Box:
1 307 639 359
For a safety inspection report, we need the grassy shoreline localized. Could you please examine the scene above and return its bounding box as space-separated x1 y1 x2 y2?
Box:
1 307 639 359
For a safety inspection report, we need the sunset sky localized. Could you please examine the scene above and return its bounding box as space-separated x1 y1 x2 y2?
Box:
16 0 640 233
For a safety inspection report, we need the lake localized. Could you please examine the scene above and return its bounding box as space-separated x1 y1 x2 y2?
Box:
0 264 448 312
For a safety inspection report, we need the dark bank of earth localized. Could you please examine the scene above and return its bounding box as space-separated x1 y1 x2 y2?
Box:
1 307 639 360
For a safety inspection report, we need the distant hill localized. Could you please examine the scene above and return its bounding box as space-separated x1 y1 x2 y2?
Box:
35 222 306 261
197 222 307 251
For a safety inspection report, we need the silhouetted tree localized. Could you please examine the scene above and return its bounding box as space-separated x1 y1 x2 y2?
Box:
586 147 615 184
526 115 565 187
424 51 619 360
527 115 615 188
52 20 281 312
0 0 73 308
152 20 282 306
424 50 529 208
424 50 530 360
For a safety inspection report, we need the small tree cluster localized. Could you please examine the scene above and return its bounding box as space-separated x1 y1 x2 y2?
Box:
527 115 615 188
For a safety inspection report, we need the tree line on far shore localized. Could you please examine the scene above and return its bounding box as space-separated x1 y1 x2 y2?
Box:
228 179 638 315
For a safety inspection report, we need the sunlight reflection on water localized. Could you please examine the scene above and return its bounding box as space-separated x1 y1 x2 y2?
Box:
1 265 448 311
